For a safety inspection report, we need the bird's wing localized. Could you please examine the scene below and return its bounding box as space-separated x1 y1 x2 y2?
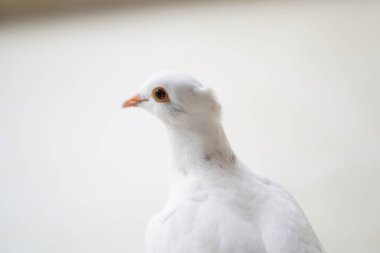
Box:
250 170 325 253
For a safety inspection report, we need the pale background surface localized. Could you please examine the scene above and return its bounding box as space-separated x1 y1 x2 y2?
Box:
1 1 379 253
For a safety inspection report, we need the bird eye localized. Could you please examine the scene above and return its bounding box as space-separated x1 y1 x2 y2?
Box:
152 87 169 103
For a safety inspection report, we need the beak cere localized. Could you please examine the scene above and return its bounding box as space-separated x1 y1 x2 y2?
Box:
122 95 147 108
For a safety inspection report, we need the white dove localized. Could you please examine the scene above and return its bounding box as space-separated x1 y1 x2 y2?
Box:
122 71 325 253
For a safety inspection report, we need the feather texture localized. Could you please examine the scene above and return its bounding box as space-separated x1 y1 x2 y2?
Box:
127 71 325 253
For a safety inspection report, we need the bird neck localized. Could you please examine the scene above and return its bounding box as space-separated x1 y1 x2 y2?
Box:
164 121 237 203
166 121 236 174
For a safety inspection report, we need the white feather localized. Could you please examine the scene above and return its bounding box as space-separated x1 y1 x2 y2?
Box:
131 71 325 253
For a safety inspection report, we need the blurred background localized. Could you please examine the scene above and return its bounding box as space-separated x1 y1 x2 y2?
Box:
0 0 379 252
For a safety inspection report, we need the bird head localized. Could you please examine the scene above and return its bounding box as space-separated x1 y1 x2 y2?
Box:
122 71 221 128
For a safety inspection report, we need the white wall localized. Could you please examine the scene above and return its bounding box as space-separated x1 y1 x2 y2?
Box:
0 1 379 252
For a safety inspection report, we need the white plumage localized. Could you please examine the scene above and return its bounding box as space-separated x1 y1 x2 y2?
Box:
122 71 325 253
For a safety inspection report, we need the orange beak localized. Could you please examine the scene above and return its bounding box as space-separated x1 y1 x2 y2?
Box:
122 95 147 108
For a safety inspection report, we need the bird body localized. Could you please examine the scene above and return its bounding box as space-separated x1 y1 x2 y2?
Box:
122 71 325 253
